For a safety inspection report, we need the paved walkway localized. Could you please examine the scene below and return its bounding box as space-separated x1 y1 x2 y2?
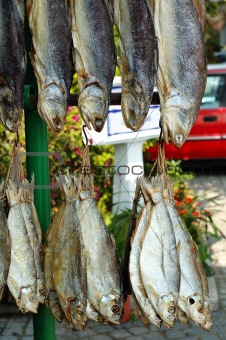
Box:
1 173 226 340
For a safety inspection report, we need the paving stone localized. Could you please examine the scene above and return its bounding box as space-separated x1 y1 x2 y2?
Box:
141 334 166 340
87 335 112 340
112 329 131 338
129 326 149 335
92 324 113 333
76 329 95 337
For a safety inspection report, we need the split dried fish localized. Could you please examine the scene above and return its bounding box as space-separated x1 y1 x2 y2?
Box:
0 0 26 131
44 201 65 322
163 184 212 330
139 175 180 327
53 173 87 330
27 0 73 131
152 0 207 147
129 203 161 327
114 0 156 131
0 182 10 300
75 162 123 324
20 176 45 304
6 179 38 313
71 0 116 132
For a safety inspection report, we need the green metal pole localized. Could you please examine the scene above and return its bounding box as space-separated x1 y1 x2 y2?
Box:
24 4 55 340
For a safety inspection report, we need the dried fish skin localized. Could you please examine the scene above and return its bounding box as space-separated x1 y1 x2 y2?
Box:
0 182 10 300
139 176 179 326
86 301 106 323
114 0 156 131
53 174 87 330
0 0 26 132
44 202 65 322
129 203 161 328
76 188 123 324
20 177 45 304
71 0 116 132
152 0 207 147
6 180 38 313
27 0 73 132
163 186 212 329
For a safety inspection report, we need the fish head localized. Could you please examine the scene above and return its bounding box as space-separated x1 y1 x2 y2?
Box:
179 295 207 325
86 302 106 323
49 291 64 322
39 84 67 132
161 92 197 147
121 78 151 131
70 298 87 330
158 294 176 326
79 84 107 132
201 314 212 331
20 287 38 314
99 293 124 324
0 79 22 132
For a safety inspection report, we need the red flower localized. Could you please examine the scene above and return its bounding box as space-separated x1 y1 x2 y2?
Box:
193 211 200 217
179 209 187 215
185 196 194 204
72 114 79 122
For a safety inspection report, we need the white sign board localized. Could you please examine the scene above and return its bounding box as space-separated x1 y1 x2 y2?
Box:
86 77 161 146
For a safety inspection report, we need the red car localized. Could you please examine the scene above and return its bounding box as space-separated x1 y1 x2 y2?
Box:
146 63 226 161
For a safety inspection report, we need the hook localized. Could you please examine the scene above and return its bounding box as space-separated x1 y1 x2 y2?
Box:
82 125 88 147
158 121 164 146
14 131 20 147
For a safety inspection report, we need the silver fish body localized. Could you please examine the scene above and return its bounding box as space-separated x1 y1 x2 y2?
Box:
6 180 38 313
163 187 212 330
139 176 180 326
129 203 161 327
76 187 123 324
53 174 87 330
0 0 26 131
27 0 73 132
44 202 65 322
114 0 156 131
152 0 206 147
71 0 116 132
20 178 45 304
0 183 10 300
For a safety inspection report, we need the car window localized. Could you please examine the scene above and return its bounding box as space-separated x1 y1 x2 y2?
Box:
201 74 226 108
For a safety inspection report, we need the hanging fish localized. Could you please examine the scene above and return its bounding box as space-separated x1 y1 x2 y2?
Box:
152 0 207 147
139 175 180 327
75 146 123 323
6 179 38 313
53 173 87 330
71 0 116 132
0 182 10 300
27 0 73 132
0 0 26 132
129 202 161 327
163 183 212 330
44 201 65 322
20 176 45 304
114 0 156 131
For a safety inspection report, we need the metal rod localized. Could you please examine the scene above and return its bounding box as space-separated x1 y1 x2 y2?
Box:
24 4 55 340
28 91 160 107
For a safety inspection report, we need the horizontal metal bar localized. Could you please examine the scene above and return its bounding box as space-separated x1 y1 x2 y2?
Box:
29 92 160 107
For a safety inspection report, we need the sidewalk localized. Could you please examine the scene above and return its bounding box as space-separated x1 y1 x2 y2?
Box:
1 174 226 340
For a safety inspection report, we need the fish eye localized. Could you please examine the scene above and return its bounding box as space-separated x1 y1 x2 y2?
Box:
189 298 195 305
168 306 175 314
111 305 120 313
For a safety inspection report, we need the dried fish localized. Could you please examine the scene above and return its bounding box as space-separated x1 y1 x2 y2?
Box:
6 180 38 313
20 177 45 304
114 0 156 131
163 184 212 330
53 173 87 330
0 0 26 131
27 0 73 131
0 182 10 300
139 175 180 327
71 0 116 132
44 201 65 322
152 0 207 147
129 203 161 327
